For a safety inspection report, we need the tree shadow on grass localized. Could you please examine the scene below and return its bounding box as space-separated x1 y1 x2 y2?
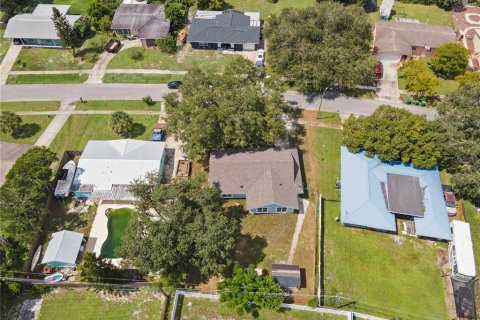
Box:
235 233 267 268
11 123 41 139
127 123 146 138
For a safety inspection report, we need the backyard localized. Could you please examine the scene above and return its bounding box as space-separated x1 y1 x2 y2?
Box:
227 0 316 19
369 2 454 26
48 114 159 158
179 297 343 320
101 208 135 259
0 115 53 144
38 288 164 320
303 125 448 319
52 0 94 15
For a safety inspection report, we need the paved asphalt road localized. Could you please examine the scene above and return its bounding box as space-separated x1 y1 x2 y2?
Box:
0 84 438 119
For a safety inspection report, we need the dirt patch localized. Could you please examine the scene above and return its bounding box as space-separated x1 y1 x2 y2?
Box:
390 235 406 245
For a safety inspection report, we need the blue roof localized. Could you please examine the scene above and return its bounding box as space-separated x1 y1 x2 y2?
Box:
340 147 452 241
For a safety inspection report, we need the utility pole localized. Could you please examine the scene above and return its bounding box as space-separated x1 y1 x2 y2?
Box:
317 86 329 119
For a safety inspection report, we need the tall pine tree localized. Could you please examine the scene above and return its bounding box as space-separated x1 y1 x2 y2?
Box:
52 7 80 54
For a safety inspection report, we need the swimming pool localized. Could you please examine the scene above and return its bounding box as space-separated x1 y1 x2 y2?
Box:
100 207 135 258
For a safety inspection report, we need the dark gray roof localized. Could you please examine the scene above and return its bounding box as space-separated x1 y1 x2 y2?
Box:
188 10 260 44
209 148 303 210
272 264 301 289
386 173 424 217
374 21 456 55
111 4 170 39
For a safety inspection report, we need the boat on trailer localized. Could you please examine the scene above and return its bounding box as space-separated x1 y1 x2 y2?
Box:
54 160 76 198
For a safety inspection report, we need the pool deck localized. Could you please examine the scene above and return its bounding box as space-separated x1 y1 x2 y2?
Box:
86 203 134 262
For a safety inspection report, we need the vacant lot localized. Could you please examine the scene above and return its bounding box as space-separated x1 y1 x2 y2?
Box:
0 101 60 112
49 114 158 157
75 100 160 111
0 115 53 144
227 0 316 19
39 288 164 320
103 73 184 84
7 74 88 84
179 297 343 320
304 127 447 319
12 48 94 71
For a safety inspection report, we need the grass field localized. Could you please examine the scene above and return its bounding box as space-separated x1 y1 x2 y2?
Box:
0 29 10 64
52 0 94 15
12 48 94 71
49 115 159 157
103 73 184 84
369 2 453 27
0 101 60 112
107 49 242 73
39 288 163 320
227 0 316 19
75 100 160 111
0 115 53 144
7 74 88 84
304 127 447 319
465 201 480 274
101 208 135 258
180 297 343 320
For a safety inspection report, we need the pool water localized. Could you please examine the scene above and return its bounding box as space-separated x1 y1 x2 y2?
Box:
100 208 135 258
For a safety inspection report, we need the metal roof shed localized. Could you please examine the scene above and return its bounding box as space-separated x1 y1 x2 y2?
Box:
41 230 84 267
272 264 301 289
450 221 476 281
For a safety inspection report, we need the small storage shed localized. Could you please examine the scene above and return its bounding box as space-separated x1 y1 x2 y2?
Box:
271 264 301 289
41 230 85 267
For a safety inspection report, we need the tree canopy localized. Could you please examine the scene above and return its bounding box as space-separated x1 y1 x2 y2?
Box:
264 2 376 92
343 105 442 168
163 58 288 158
197 0 225 10
88 0 120 31
52 7 81 54
437 83 480 203
0 0 37 21
116 176 240 277
456 71 480 86
110 111 133 136
218 265 284 316
430 43 469 79
78 252 119 283
0 111 22 134
399 60 439 98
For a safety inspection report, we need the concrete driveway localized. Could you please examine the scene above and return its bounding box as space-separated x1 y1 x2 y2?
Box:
377 59 401 101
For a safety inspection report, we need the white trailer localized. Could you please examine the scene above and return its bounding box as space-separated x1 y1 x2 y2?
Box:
449 220 476 282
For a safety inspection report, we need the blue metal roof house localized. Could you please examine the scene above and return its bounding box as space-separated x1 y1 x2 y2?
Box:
41 230 85 267
340 147 452 241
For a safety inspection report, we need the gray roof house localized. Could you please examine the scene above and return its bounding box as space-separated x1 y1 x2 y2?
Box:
272 264 301 289
209 148 304 214
188 10 261 51
374 20 456 60
41 230 85 267
111 4 170 48
3 4 81 47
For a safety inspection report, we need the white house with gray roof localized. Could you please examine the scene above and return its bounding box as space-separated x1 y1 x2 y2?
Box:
209 148 304 214
3 4 81 47
188 10 261 51
72 139 166 201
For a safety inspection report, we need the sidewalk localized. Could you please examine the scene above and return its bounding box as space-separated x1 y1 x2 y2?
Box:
34 101 76 147
0 45 22 85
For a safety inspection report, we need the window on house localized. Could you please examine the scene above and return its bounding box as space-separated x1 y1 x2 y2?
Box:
257 207 268 213
222 194 233 198
276 207 288 213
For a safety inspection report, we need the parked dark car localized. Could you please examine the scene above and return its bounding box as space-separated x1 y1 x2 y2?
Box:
167 80 182 89
105 39 121 53
375 61 383 79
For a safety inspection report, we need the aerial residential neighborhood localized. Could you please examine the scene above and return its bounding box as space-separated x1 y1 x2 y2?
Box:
0 0 479 319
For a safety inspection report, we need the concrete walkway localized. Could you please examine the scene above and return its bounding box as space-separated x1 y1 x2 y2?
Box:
0 45 22 85
85 39 141 83
287 199 310 264
34 101 75 147
9 69 188 75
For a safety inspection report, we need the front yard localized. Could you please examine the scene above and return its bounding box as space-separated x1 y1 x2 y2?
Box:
38 288 164 320
179 297 343 320
0 115 53 144
103 73 184 84
398 62 460 96
304 125 448 319
0 29 10 64
48 114 159 158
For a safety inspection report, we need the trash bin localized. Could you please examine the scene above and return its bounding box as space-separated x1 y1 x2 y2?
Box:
406 97 413 105
414 100 419 105
420 100 426 107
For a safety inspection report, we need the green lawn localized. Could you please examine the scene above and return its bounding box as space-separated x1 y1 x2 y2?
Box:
76 100 160 111
49 114 159 157
227 0 316 19
308 127 447 319
0 101 60 112
101 208 135 258
103 73 184 84
0 29 10 64
107 48 242 73
237 214 297 270
7 74 88 84
369 2 453 27
0 115 53 144
180 297 343 319
12 48 94 71
52 0 94 15
39 288 163 320
465 201 480 274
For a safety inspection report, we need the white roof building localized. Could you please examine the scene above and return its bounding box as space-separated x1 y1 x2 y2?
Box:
449 220 476 282
72 139 166 201
41 230 84 267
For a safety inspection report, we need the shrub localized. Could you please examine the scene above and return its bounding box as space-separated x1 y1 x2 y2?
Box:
307 296 319 308
130 48 144 61
430 43 469 79
142 95 155 106
155 34 177 54
109 111 133 136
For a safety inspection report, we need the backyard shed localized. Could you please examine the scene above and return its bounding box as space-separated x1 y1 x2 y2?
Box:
41 230 85 267
271 264 301 289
